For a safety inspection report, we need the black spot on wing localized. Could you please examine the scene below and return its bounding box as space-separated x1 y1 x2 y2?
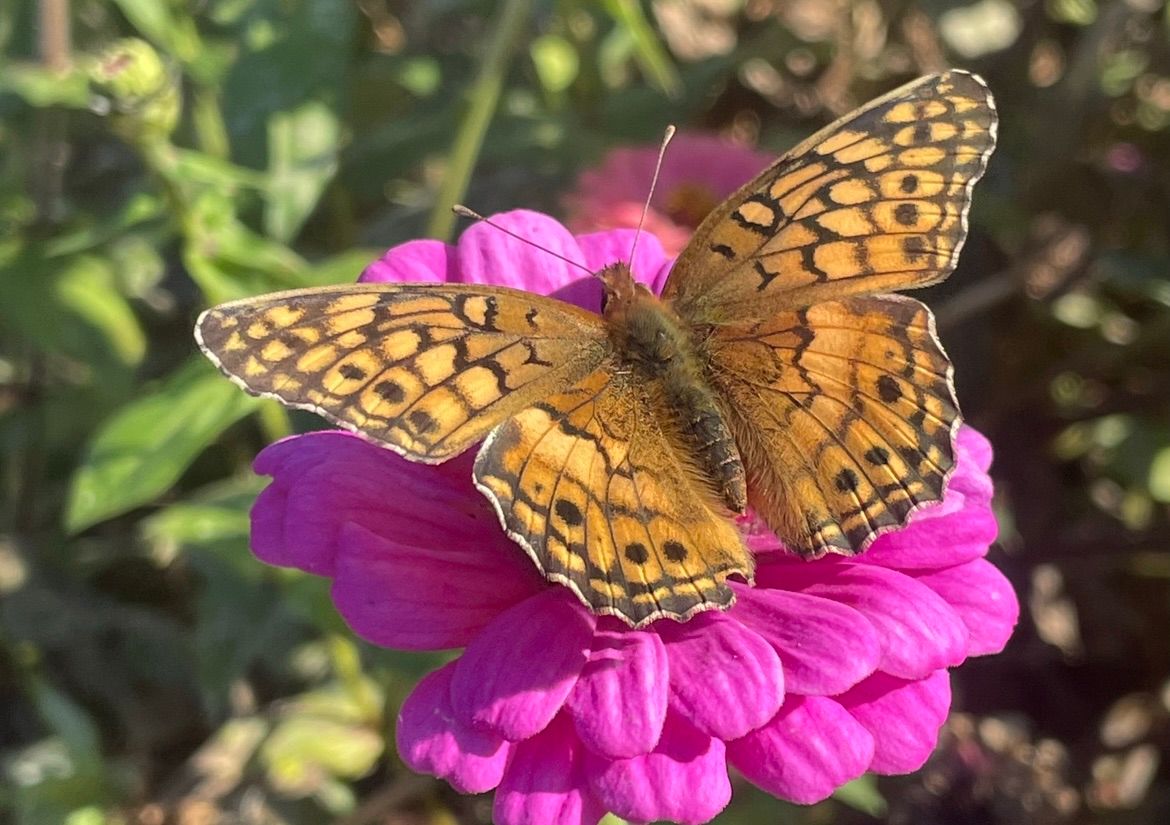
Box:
375 379 405 402
624 543 649 564
876 375 903 404
555 499 584 527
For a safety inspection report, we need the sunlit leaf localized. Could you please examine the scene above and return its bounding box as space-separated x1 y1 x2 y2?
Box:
1148 446 1170 502
601 0 681 97
182 191 308 303
0 250 146 375
262 712 383 796
0 64 91 107
832 775 887 816
531 35 579 94
1046 0 1097 26
65 357 260 532
112 0 203 64
141 476 265 549
396 56 441 98
42 193 164 258
265 101 341 242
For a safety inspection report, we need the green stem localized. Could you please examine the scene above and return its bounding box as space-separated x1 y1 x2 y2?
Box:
192 87 230 160
426 0 534 241
257 399 293 443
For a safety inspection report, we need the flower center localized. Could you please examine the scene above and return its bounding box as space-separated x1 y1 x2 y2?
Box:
662 183 720 228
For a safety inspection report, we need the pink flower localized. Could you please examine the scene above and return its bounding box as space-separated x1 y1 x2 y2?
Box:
564 132 773 256
254 212 1018 824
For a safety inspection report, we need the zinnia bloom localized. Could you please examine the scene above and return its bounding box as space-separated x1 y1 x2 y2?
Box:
253 211 1018 824
564 132 772 256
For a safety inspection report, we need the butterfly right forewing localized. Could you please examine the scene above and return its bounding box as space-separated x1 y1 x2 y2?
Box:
664 70 997 322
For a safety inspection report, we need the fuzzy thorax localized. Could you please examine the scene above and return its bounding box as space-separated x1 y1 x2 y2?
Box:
598 263 747 513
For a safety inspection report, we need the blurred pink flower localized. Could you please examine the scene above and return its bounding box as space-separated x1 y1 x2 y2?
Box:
253 211 1017 824
564 132 772 256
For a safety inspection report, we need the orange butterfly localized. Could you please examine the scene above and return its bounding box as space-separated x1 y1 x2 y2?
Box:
196 71 996 627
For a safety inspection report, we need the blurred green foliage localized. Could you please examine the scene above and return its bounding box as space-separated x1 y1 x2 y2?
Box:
2 1 1169 824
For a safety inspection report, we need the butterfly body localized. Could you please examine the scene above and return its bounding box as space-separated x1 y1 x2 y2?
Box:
600 262 748 514
197 71 997 628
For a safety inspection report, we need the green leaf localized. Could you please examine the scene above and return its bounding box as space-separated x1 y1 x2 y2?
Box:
112 0 204 64
299 248 384 287
832 775 888 816
182 191 308 303
141 476 265 548
265 100 341 242
219 0 358 168
601 0 681 97
262 713 383 795
55 257 148 367
1150 446 1170 503
0 63 91 107
65 357 260 532
42 193 165 258
1046 0 1097 26
395 56 441 98
0 249 146 375
531 35 579 94
31 680 102 762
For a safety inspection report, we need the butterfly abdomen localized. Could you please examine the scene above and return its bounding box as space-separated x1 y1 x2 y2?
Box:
607 290 748 514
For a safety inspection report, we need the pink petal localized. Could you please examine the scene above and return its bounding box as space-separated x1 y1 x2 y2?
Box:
950 428 995 504
455 209 587 294
332 523 538 650
762 562 970 679
360 239 453 283
657 610 784 741
551 229 675 311
957 425 993 473
914 559 1019 656
730 583 881 695
854 492 998 570
575 228 671 287
396 663 512 794
840 669 952 774
728 695 874 805
251 432 536 581
494 714 606 825
450 589 595 740
565 625 668 758
585 713 731 825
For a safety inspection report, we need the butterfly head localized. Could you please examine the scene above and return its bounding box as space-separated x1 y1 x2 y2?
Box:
596 261 649 316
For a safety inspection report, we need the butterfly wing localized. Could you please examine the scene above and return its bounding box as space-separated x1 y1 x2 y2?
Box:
663 70 997 322
196 284 610 462
707 295 957 557
473 366 753 627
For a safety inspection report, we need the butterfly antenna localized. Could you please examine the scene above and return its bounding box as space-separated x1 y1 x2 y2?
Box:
452 205 593 275
628 124 676 267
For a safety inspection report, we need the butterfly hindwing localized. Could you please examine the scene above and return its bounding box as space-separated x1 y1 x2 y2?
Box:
473 366 754 627
196 283 610 462
664 70 997 321
707 294 958 556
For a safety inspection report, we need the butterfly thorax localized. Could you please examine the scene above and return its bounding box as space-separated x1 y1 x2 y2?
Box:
599 262 748 514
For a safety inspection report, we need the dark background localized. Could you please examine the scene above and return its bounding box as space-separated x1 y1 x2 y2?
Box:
2 1 1168 823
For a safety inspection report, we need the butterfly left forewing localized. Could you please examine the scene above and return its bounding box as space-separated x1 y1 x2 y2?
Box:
707 294 958 556
664 70 996 321
196 283 609 462
473 365 753 627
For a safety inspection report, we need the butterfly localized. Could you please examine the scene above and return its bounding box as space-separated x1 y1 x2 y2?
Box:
196 70 996 628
